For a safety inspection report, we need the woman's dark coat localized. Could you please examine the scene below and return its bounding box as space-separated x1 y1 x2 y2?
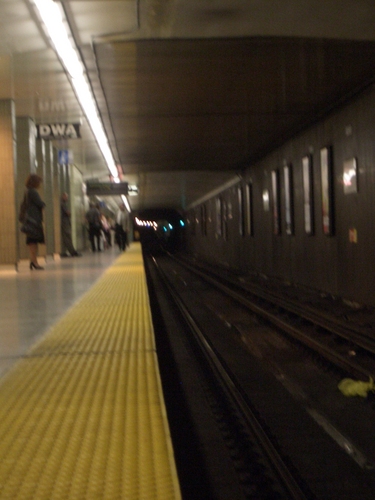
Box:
25 188 46 243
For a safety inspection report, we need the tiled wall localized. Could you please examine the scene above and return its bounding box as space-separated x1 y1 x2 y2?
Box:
0 100 17 265
1 108 82 266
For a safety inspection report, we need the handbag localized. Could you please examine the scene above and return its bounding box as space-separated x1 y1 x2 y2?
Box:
20 215 42 239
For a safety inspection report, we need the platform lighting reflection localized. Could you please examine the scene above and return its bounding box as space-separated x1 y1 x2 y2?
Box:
343 168 357 187
32 0 118 181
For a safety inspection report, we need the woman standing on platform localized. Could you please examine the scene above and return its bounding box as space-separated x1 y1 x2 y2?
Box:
22 174 46 270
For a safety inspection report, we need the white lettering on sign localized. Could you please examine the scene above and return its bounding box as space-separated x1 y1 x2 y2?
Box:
51 124 67 136
37 123 81 139
39 124 51 137
65 124 78 137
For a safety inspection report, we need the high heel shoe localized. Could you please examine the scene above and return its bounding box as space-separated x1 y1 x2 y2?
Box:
30 262 44 270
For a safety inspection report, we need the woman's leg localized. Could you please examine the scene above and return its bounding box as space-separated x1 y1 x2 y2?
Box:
28 243 44 269
28 243 38 264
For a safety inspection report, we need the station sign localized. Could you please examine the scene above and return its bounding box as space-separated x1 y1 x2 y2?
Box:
58 149 73 165
86 181 129 196
36 123 81 140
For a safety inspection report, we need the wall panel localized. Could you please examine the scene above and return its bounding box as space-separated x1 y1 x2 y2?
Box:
186 83 375 306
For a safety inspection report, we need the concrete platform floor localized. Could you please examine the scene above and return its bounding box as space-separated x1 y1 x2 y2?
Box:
0 249 120 379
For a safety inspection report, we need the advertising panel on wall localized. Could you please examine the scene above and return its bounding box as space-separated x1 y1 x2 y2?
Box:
302 155 314 235
320 147 334 236
283 164 294 235
215 198 222 236
246 183 253 236
271 170 281 235
343 158 358 194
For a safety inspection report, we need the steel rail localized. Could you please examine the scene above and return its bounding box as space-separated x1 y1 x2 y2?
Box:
181 255 375 355
173 256 375 381
238 278 375 356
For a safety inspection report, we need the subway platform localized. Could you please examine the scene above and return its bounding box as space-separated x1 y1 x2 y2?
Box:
0 244 181 500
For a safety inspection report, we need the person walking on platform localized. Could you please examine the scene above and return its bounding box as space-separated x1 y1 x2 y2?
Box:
85 202 102 252
100 213 112 249
21 174 46 270
115 203 130 251
60 192 82 257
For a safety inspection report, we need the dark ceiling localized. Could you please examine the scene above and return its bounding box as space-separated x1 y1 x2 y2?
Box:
95 37 375 186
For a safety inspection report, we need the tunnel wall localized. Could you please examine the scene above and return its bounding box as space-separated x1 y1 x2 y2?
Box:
186 84 375 307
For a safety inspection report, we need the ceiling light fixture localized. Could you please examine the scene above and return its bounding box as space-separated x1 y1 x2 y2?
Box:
31 0 119 181
121 194 131 213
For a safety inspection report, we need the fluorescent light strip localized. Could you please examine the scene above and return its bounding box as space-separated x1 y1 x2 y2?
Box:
32 0 118 180
121 194 131 213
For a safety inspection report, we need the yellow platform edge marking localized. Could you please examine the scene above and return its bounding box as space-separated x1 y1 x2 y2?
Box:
0 243 182 500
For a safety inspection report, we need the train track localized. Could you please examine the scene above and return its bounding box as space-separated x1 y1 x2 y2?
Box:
147 254 312 500
173 254 375 381
146 252 375 500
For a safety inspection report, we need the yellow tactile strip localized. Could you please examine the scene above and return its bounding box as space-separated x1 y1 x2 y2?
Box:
0 244 181 500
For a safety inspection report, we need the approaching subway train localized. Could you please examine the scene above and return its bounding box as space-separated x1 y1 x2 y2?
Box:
184 81 375 309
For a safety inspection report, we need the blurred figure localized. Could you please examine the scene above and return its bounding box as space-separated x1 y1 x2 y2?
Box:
100 213 111 249
107 215 115 246
115 203 130 251
22 174 45 270
60 192 81 257
85 202 102 252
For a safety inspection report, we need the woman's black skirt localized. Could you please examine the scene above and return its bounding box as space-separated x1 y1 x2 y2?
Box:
26 232 45 245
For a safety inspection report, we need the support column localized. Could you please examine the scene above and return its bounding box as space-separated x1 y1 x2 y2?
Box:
69 165 85 251
60 163 69 194
53 149 62 256
0 100 17 267
59 162 85 252
60 163 69 254
44 141 55 256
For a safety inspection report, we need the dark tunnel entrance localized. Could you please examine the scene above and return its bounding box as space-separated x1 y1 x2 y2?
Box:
134 208 185 255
